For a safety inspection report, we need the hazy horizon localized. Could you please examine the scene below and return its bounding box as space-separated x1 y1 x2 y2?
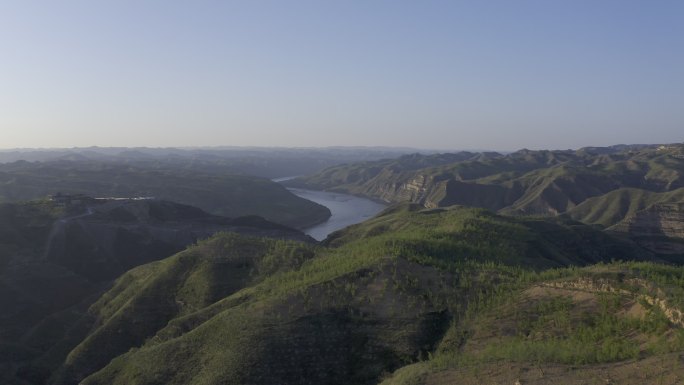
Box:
0 142 680 154
1 142 678 156
1 1 682 150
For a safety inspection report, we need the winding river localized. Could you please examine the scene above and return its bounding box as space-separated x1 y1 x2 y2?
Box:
274 177 387 241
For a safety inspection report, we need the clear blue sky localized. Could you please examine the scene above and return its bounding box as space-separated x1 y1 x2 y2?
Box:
1 0 682 150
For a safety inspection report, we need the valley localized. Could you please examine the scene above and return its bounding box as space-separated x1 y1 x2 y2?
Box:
1 143 684 384
4 2 682 383
288 144 684 244
37 204 684 384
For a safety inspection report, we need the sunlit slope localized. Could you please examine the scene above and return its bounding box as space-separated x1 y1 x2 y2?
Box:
52 234 317 385
566 187 684 227
287 144 684 217
56 204 661 385
324 203 652 267
380 263 684 385
564 188 684 256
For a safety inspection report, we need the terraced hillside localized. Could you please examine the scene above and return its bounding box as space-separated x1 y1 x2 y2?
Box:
381 264 684 385
32 204 684 385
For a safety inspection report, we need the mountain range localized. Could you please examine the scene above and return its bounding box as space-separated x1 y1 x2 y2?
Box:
36 204 684 385
0 197 313 385
287 143 684 257
2 143 684 384
0 160 331 229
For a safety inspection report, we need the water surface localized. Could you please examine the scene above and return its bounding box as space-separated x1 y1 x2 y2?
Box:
287 188 387 241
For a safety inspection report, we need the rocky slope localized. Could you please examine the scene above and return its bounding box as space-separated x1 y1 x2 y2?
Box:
610 202 684 239
608 203 684 255
562 187 684 255
381 265 684 385
565 187 684 227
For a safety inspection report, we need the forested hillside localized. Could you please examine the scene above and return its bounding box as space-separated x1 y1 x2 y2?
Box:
17 204 681 385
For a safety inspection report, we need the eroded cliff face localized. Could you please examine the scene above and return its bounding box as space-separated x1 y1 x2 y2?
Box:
610 203 684 253
354 171 684 233
359 172 435 206
354 171 517 211
620 203 684 238
291 145 684 220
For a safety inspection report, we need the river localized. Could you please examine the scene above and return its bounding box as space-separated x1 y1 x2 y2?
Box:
274 178 387 241
289 188 387 241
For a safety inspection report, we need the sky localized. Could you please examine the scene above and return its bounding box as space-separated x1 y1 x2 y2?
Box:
0 0 682 151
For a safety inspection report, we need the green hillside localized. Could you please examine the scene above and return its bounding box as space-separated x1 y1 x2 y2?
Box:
52 234 317 385
381 262 684 385
0 199 315 385
4 146 684 385
286 144 684 218
40 204 677 385
566 187 684 227
323 203 652 268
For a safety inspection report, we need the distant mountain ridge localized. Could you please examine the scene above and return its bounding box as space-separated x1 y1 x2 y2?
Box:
0 146 433 178
0 160 331 228
287 143 684 233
